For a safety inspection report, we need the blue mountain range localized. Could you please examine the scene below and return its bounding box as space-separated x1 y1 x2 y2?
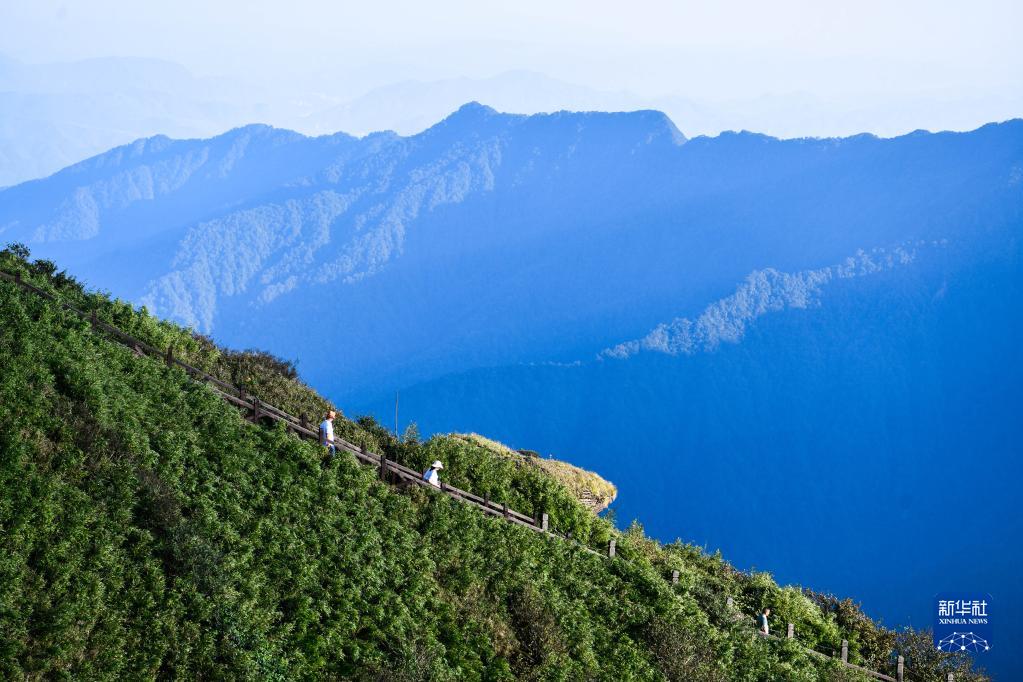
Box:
1 103 1020 676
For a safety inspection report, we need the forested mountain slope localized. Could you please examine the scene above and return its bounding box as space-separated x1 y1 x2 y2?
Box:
0 247 988 680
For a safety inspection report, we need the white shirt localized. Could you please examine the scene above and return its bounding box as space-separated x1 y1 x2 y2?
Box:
319 419 334 445
423 467 440 488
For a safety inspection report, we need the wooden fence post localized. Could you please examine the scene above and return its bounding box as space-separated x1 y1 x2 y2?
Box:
841 639 848 663
14 271 21 284
379 454 388 481
897 655 904 682
165 344 174 366
251 397 261 423
300 412 308 431
541 513 549 531
671 570 679 585
90 310 99 328
503 503 510 519
608 539 616 558
786 623 794 639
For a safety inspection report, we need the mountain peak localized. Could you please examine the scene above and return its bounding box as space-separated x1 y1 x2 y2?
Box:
419 101 521 138
434 101 505 127
452 101 498 117
426 102 686 145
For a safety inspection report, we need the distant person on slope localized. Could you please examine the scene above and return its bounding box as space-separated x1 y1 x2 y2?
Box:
422 460 444 488
758 607 771 636
319 411 336 458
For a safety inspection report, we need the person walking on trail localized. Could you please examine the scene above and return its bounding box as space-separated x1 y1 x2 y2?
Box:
422 460 444 488
319 411 336 458
758 607 771 636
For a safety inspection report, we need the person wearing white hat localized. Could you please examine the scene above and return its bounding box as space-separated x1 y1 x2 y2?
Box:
422 460 444 488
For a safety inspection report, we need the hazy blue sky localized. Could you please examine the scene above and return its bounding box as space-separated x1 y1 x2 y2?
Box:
0 0 1021 143
3 1 1020 94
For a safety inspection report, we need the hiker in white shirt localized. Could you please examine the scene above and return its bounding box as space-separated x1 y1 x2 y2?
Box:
319 411 336 458
422 460 444 488
758 607 771 636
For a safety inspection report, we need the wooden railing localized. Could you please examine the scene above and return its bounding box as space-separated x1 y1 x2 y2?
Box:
0 268 581 542
1 267 935 682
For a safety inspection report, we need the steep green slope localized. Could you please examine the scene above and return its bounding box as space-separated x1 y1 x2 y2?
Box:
445 434 617 513
0 247 986 680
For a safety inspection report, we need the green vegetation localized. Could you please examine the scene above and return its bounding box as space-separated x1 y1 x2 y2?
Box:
0 245 988 680
450 434 617 513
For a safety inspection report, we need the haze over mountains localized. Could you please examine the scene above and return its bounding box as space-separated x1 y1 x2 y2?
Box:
0 53 287 187
4 50 1022 188
1 104 1021 675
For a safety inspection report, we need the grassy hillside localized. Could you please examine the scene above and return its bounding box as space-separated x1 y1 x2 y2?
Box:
0 245 987 681
446 434 617 514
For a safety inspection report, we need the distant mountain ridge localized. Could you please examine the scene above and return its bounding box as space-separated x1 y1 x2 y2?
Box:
0 53 294 187
2 107 1017 399
3 49 1019 188
1 103 694 393
601 242 929 360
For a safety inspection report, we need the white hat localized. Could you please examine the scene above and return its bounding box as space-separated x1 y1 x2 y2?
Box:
431 460 444 469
